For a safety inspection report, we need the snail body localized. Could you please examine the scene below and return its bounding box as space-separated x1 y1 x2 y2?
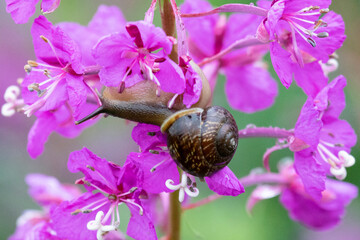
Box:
77 81 239 177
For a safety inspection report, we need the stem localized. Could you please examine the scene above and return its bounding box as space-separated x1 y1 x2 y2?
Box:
238 127 293 139
181 4 268 18
198 36 265 66
161 2 181 239
169 190 182 240
160 0 178 63
183 173 285 211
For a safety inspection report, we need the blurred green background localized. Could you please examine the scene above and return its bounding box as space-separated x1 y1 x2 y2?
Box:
0 0 359 239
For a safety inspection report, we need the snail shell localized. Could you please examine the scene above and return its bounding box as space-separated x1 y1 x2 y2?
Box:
161 106 239 177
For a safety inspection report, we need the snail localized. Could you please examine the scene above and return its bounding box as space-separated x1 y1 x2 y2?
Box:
77 79 239 178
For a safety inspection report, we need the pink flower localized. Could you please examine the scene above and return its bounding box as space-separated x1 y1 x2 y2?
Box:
20 5 125 158
259 0 345 97
51 148 157 240
93 21 185 95
182 0 278 113
291 76 356 200
247 161 358 230
6 0 60 24
9 174 81 240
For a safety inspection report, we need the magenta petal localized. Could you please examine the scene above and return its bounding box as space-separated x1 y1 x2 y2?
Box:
66 74 87 121
223 14 264 50
41 0 60 13
53 104 90 138
127 152 179 193
294 150 326 200
131 123 167 152
181 0 218 57
321 119 357 152
315 75 346 120
182 69 202 108
27 112 57 158
130 21 172 55
68 148 120 192
294 99 322 147
26 174 81 207
205 167 244 196
127 204 157 240
293 61 328 98
88 5 126 34
32 16 81 71
280 179 357 230
224 65 278 113
270 42 293 88
267 0 285 38
93 33 134 86
58 6 125 67
300 11 346 62
6 0 39 24
155 58 186 94
51 193 110 240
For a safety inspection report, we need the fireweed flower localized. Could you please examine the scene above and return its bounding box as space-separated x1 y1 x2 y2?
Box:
22 15 90 120
247 160 358 230
128 123 245 202
257 0 346 97
9 174 81 240
51 148 157 240
93 21 185 95
181 0 278 113
18 15 102 158
58 5 126 67
6 0 61 24
290 75 356 200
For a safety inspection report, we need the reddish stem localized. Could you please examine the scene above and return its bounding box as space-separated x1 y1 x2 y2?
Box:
181 4 268 18
183 173 286 211
238 127 293 139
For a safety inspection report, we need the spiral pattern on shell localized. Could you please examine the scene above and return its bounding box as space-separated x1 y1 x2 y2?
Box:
164 106 239 177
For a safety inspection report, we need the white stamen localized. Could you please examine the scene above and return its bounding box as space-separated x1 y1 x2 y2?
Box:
338 150 355 167
87 211 117 240
330 166 347 180
165 172 200 202
317 144 355 180
1 103 16 117
4 85 20 101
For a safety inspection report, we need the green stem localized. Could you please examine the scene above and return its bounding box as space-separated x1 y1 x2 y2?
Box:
160 1 181 239
169 190 182 240
160 0 178 63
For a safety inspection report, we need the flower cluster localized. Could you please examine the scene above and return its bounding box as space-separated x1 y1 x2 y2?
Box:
3 0 357 239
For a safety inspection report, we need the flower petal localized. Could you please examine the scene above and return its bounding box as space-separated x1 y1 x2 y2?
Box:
6 0 39 24
294 149 326 200
41 0 60 14
224 65 278 113
68 148 121 192
181 0 218 57
205 167 244 196
27 112 57 158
